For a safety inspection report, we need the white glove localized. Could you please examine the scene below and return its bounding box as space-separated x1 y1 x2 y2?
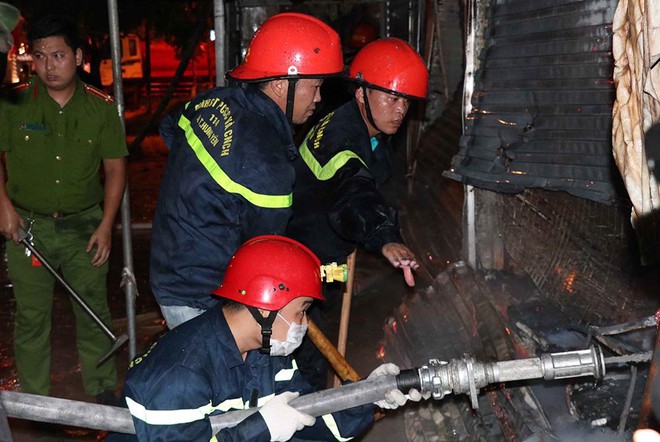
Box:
259 391 316 441
368 363 431 410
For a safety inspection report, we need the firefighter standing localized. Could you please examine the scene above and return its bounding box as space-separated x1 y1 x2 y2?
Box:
287 38 429 388
124 235 423 441
151 13 345 329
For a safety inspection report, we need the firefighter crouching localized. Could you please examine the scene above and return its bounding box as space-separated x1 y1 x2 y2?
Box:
121 236 424 441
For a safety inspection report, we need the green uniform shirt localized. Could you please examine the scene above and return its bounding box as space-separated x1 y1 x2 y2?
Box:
0 78 128 214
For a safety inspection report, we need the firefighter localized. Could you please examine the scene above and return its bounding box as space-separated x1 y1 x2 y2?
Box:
286 38 428 388
123 235 424 441
288 37 428 288
151 13 345 329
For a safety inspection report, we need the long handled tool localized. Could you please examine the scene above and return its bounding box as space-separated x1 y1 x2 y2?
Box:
307 319 360 382
334 250 356 386
17 227 128 366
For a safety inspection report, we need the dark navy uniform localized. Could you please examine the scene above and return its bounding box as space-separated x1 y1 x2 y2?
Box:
287 100 403 265
151 85 297 311
123 306 374 441
287 100 404 389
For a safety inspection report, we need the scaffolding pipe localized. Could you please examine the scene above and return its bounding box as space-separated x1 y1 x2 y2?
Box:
107 0 138 359
214 0 226 86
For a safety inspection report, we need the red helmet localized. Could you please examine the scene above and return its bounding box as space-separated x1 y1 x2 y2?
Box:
228 13 344 82
213 235 324 311
349 38 428 99
349 22 378 49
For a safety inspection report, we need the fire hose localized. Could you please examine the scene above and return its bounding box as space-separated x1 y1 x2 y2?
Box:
0 346 607 434
209 345 606 430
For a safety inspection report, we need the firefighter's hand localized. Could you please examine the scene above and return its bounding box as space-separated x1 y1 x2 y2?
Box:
0 200 25 244
87 223 112 267
381 243 419 287
368 363 430 410
634 430 660 442
259 391 316 441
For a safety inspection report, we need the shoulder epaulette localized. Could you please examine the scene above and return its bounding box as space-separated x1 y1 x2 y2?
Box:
84 83 114 103
12 82 31 92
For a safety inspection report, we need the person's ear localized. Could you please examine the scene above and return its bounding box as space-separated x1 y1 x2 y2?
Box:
75 48 83 67
267 79 287 99
355 86 365 104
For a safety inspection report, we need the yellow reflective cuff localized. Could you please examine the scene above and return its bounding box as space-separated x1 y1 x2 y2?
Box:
275 359 299 382
126 397 214 426
321 414 354 441
210 436 218 442
178 113 292 209
299 136 366 181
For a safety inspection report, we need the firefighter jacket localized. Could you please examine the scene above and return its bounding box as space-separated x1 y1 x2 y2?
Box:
287 100 403 264
123 306 374 441
151 85 297 310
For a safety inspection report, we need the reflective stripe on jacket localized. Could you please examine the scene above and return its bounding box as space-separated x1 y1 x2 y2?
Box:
150 85 297 310
123 306 374 441
288 100 403 264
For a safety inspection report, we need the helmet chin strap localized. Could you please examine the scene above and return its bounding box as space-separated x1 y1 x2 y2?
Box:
361 85 384 134
247 307 279 354
285 78 299 125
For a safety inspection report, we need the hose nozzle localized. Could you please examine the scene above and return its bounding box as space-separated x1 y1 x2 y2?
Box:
321 262 348 283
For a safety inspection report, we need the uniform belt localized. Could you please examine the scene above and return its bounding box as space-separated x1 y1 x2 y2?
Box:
14 203 99 219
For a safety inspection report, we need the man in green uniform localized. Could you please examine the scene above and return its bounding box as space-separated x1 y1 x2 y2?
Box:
0 14 127 404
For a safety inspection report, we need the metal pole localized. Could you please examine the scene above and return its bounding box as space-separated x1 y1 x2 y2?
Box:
214 0 226 86
107 0 138 360
463 0 477 270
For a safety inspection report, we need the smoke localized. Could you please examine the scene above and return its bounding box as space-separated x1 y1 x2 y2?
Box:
550 420 629 442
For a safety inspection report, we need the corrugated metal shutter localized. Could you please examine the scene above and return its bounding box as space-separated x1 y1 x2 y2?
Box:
445 0 620 204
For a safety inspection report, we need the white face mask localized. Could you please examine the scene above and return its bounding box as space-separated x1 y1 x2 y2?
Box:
270 312 307 357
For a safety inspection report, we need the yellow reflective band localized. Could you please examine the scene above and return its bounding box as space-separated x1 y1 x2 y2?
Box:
275 359 299 382
210 436 218 442
299 135 366 181
178 113 292 209
215 397 246 413
126 397 214 426
321 414 354 441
